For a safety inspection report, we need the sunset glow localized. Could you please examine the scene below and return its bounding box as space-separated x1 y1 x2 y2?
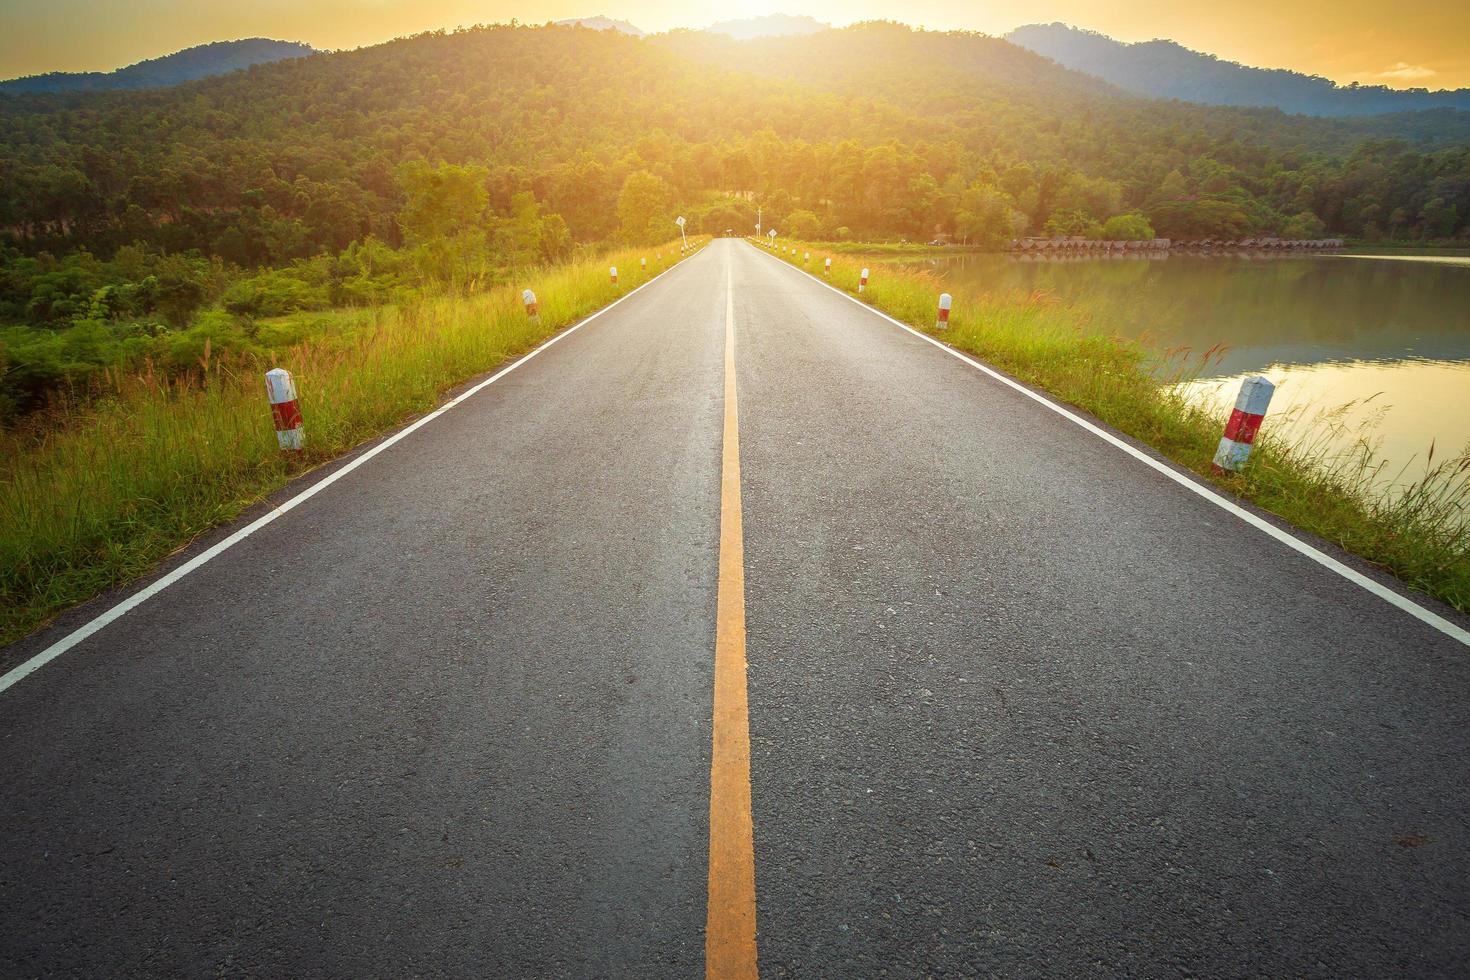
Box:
1 0 1467 88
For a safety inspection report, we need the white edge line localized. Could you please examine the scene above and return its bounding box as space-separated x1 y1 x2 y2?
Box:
746 240 1470 649
0 249 707 696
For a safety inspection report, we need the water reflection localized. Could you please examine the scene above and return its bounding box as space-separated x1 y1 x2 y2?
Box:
872 250 1470 482
1179 360 1470 485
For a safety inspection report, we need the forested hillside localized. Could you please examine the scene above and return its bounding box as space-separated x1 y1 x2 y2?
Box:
1008 23 1470 117
0 39 318 94
4 22 1466 259
2 22 1468 418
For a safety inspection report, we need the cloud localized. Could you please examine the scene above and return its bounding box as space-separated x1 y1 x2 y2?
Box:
1367 61 1437 81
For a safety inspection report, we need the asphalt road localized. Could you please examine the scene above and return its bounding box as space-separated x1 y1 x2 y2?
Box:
2 239 1468 977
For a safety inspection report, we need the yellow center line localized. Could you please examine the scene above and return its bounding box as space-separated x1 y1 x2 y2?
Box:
707 254 759 979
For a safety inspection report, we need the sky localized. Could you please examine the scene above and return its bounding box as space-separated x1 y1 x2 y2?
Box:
1 0 1467 89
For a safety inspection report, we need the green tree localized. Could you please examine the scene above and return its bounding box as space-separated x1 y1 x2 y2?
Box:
1043 208 1103 238
617 170 674 245
785 209 822 239
396 161 491 288
1155 169 1189 202
1052 173 1123 225
1419 198 1460 239
495 191 545 270
152 253 219 327
540 213 573 262
1102 213 1156 241
1147 199 1252 239
398 162 489 243
1279 210 1326 240
954 183 1027 248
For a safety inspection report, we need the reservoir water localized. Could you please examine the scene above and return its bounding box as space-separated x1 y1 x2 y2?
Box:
870 250 1470 488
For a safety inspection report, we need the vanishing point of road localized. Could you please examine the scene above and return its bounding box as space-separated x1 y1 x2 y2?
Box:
2 240 1467 977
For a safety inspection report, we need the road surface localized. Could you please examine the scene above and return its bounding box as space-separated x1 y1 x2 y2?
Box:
2 239 1467 977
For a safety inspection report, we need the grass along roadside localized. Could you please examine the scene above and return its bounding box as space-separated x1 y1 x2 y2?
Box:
0 239 708 647
758 238 1470 614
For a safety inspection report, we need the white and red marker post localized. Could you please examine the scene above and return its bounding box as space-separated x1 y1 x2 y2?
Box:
824 257 832 276
641 257 647 272
265 368 304 452
610 265 618 285
936 292 952 330
858 267 870 293
1211 376 1275 475
803 251 809 263
522 288 538 318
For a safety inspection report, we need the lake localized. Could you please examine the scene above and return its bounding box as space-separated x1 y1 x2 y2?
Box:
867 249 1470 489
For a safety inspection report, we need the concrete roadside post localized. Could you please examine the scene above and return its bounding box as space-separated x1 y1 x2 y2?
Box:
936 292 952 330
522 288 538 318
859 267 870 293
1211 376 1276 475
824 257 832 276
265 368 304 452
610 265 618 286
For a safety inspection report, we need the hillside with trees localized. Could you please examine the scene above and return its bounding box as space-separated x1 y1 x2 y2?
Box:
2 21 1468 419
0 39 318 94
1008 23 1470 117
551 17 644 36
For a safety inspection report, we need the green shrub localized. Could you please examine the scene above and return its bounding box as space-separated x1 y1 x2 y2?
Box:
161 311 263 371
0 237 709 643
222 269 331 317
1102 213 1156 240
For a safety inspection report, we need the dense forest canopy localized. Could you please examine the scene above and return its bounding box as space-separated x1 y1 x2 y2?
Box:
3 21 1468 261
1 21 1468 419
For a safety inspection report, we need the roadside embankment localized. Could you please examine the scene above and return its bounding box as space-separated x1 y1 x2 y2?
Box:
0 240 708 645
757 238 1470 614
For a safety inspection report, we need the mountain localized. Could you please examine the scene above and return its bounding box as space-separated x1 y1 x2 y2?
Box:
704 14 829 40
1 22 1466 265
1008 23 1470 117
553 16 645 37
0 39 317 95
